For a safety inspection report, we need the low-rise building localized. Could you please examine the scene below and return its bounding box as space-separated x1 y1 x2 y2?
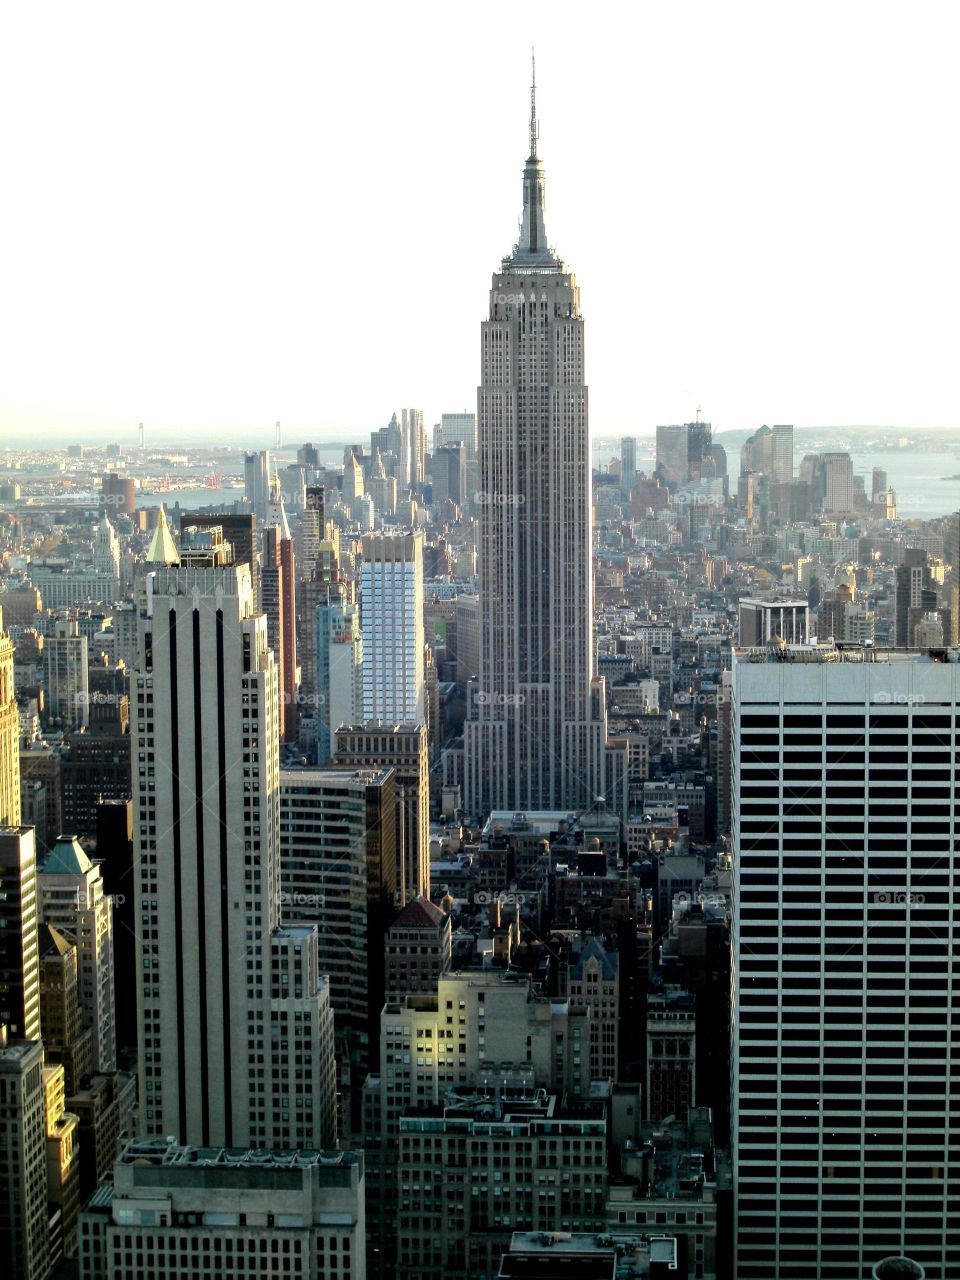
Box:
78 1140 366 1280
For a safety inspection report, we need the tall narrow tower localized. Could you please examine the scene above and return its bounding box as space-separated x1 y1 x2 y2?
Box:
464 58 605 817
133 564 335 1149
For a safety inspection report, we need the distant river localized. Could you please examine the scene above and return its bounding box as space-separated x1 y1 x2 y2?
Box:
592 442 960 520
141 447 959 520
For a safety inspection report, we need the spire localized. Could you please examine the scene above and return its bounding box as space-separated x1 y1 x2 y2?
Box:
145 506 179 565
505 51 560 271
528 47 538 162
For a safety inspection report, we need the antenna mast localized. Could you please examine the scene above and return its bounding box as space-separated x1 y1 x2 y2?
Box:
529 48 538 159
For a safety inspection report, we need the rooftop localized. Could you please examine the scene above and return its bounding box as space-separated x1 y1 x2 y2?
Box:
118 1138 358 1169
42 833 93 876
734 643 960 664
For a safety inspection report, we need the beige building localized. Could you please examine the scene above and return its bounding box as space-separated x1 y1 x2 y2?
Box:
363 969 593 1278
133 565 336 1149
78 1140 366 1280
43 1062 80 1257
38 835 116 1073
0 609 19 828
397 1087 608 1279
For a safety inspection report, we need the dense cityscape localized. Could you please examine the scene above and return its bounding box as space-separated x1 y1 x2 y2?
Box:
1 56 959 1280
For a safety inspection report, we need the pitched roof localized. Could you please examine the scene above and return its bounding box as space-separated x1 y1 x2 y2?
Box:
571 936 618 981
42 834 93 876
39 923 73 957
391 895 446 931
145 506 179 565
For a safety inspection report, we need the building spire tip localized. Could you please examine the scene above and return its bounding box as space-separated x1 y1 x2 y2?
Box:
529 47 538 161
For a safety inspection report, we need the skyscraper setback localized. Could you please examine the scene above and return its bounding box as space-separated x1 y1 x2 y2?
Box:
464 62 605 816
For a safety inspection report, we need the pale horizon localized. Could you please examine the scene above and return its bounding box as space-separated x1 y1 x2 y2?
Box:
2 1 960 443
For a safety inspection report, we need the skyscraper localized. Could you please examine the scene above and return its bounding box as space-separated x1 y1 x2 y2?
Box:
434 411 477 459
334 721 428 904
732 644 960 1278
822 450 855 514
315 591 363 764
261 484 298 742
359 532 425 724
0 608 19 827
772 423 794 483
0 1034 49 1280
279 765 397 1124
132 563 335 1149
243 449 271 526
44 618 89 729
464 62 606 817
38 834 117 1073
620 435 637 497
0 827 41 1042
401 408 425 487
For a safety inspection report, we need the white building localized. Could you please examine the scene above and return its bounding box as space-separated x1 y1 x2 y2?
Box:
433 411 477 460
78 1140 366 1280
38 834 116 1073
772 423 794 484
243 450 271 526
93 518 121 581
132 563 336 1149
359 532 425 724
732 644 960 1278
464 69 606 817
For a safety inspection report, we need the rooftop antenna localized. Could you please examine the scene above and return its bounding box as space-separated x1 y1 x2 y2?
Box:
695 406 702 423
275 420 281 449
138 422 144 449
529 47 538 160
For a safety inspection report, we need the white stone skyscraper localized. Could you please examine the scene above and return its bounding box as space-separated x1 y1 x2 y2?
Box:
132 563 336 1150
359 532 425 724
464 61 605 818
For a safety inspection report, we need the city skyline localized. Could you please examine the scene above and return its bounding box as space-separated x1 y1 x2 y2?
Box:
2 2 960 441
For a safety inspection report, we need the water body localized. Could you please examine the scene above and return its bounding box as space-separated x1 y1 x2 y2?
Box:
145 446 959 520
592 441 960 519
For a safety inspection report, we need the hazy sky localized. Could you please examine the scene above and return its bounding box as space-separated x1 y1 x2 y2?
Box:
2 0 960 446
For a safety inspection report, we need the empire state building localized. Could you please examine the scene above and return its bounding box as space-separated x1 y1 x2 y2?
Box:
464 62 606 818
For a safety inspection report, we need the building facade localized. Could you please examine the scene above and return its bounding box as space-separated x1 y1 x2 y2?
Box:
132 564 336 1149
464 68 606 818
79 1141 366 1280
359 532 425 725
732 645 960 1278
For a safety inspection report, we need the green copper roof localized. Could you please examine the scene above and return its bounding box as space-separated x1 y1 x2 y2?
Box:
43 834 93 876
